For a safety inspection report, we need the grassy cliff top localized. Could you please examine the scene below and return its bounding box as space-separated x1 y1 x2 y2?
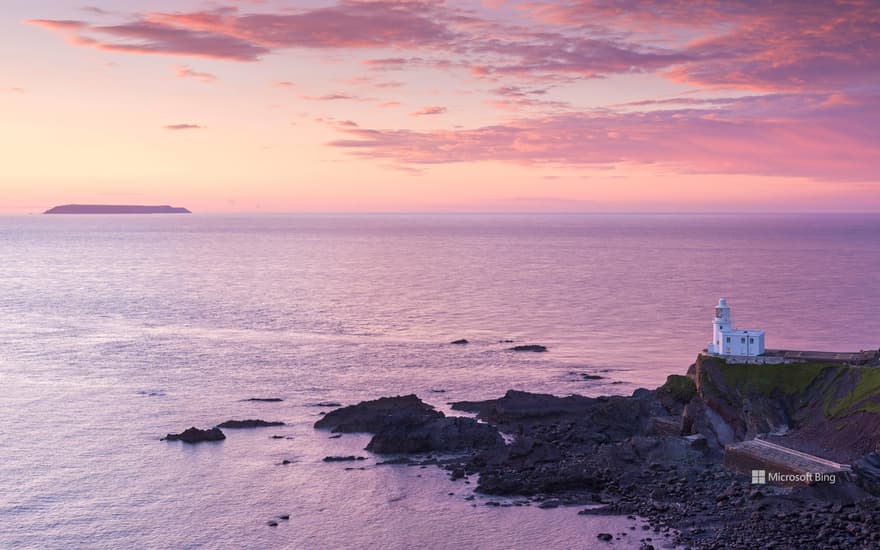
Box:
697 355 880 419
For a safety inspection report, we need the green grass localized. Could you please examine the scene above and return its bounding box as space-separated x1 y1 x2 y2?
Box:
659 374 697 403
717 361 834 397
826 368 880 418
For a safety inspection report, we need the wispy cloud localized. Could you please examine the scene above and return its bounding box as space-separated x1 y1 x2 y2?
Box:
163 123 203 130
411 106 447 116
302 93 369 102
331 92 880 182
175 65 216 83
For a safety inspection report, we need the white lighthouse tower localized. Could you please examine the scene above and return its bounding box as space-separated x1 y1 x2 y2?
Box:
707 297 765 357
709 297 732 354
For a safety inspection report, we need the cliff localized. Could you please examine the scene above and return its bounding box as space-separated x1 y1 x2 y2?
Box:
44 204 191 214
686 354 880 462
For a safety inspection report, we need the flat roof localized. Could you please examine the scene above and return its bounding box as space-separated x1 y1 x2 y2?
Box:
720 328 765 335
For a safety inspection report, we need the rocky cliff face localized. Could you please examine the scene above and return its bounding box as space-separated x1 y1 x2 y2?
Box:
686 354 880 462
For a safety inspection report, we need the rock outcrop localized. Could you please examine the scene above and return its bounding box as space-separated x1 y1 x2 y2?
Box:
163 427 226 443
318 355 880 549
509 344 547 352
688 354 880 462
315 395 503 453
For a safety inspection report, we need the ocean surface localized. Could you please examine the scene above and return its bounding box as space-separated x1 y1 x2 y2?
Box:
1 213 879 549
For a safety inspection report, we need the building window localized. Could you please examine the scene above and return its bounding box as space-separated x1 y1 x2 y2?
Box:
749 338 754 343
726 337 731 343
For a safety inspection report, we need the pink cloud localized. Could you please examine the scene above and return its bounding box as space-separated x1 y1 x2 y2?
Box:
272 80 295 88
411 106 447 116
164 123 203 130
362 58 411 68
27 17 267 61
302 93 367 101
330 92 880 182
27 19 88 30
529 0 880 91
176 65 216 83
28 3 455 61
26 1 878 92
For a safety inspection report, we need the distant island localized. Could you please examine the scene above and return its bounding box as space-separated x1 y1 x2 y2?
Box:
44 204 191 214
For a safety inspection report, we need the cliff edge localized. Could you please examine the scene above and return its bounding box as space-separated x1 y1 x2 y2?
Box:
687 353 880 462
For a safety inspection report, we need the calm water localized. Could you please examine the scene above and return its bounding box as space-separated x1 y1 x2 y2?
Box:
1 214 879 549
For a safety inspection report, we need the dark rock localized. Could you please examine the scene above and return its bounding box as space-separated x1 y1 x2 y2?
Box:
267 521 278 527
509 344 548 352
581 374 604 380
162 427 225 443
270 435 285 439
854 452 880 495
316 395 503 454
279 515 290 520
366 416 503 454
315 395 442 433
308 402 343 408
597 533 613 541
243 397 283 402
281 460 292 465
216 419 285 429
323 456 367 462
329 434 342 439
657 374 696 404
451 339 469 345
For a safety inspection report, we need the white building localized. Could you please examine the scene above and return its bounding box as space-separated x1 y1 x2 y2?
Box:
707 297 765 357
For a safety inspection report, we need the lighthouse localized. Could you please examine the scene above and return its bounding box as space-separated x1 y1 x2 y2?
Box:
707 298 765 357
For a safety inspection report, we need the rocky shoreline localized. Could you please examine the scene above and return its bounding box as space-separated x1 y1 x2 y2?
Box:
314 355 880 549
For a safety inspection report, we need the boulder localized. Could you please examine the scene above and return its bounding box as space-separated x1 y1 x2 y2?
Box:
509 344 548 352
451 339 469 345
314 395 442 433
163 427 225 443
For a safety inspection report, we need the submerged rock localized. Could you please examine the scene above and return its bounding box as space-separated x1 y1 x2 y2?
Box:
323 456 367 462
216 419 285 429
242 397 283 402
451 339 469 345
162 427 226 443
509 344 548 352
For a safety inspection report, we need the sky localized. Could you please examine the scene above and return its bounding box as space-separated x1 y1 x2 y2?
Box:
1 0 878 213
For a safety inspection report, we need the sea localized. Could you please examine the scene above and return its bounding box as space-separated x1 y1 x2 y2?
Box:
1 213 879 549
